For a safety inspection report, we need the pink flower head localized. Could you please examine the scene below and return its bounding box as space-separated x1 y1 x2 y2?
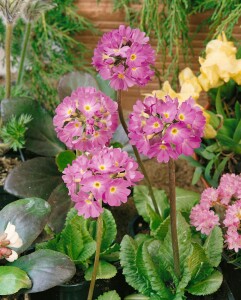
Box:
218 173 241 205
92 25 155 90
190 205 219 235
53 87 118 151
62 147 143 218
128 95 205 163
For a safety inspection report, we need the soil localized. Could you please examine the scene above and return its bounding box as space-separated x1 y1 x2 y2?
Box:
0 156 19 186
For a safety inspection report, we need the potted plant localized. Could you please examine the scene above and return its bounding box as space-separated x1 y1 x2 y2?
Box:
0 197 76 298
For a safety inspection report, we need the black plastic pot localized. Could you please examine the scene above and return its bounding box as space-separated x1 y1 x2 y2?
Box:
31 267 134 300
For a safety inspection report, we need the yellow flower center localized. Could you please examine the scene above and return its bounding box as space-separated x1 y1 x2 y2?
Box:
94 132 99 137
67 109 72 115
93 182 101 188
179 114 185 121
110 187 117 193
84 105 91 111
75 123 80 128
113 49 119 53
85 199 92 205
171 128 178 135
99 165 106 171
118 73 125 79
153 122 160 128
163 113 169 119
130 54 137 61
236 209 241 219
132 67 137 71
159 145 167 150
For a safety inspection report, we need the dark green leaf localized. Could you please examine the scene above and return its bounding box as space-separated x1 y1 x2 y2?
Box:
0 266 31 295
0 198 51 254
4 157 62 199
233 118 241 143
9 249 76 293
47 183 73 233
218 119 238 138
235 102 241 120
212 157 229 184
215 88 226 119
56 150 76 172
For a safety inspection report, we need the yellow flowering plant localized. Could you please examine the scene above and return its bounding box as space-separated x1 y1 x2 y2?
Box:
150 33 241 187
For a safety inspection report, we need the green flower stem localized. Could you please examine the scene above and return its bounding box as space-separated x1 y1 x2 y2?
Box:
5 22 13 99
17 22 32 85
87 213 103 300
168 158 180 278
117 91 159 215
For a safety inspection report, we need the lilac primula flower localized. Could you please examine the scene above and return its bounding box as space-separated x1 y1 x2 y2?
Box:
92 25 155 90
62 147 143 218
128 95 205 163
53 87 118 151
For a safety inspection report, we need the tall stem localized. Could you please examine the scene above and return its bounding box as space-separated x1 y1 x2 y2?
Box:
117 91 159 215
87 214 103 300
168 158 180 278
5 23 13 99
17 22 31 85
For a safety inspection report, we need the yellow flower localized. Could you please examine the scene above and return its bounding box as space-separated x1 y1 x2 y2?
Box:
198 32 237 91
151 81 179 100
202 111 217 139
179 68 202 100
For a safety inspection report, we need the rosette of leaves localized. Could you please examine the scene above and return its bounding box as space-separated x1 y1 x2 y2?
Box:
183 80 241 187
0 198 76 296
37 208 120 282
119 185 223 299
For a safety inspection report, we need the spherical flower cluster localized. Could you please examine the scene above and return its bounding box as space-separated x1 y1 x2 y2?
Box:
128 95 205 163
190 173 241 252
62 147 143 218
92 25 155 90
53 87 118 151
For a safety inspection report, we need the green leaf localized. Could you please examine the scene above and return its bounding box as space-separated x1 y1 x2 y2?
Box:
56 150 76 172
100 243 120 262
133 185 169 222
140 240 173 298
205 111 221 129
159 213 192 277
187 270 223 296
217 133 241 154
4 157 62 199
95 74 117 100
9 250 76 293
84 260 117 280
0 198 51 254
124 295 150 300
195 145 215 160
58 71 99 101
212 157 229 184
192 167 203 185
215 88 226 119
235 102 241 120
151 216 170 240
120 235 151 295
176 188 200 213
218 119 238 138
146 204 163 233
204 226 223 267
188 243 208 279
0 266 32 295
180 155 203 168
97 290 121 300
233 118 241 143
47 183 73 233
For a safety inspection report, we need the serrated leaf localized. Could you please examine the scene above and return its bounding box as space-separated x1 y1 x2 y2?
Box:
100 243 120 262
0 266 32 295
97 290 121 300
133 185 169 222
188 243 208 279
203 226 223 267
159 213 192 278
141 240 173 298
56 150 76 172
187 270 223 296
176 188 200 213
9 249 76 293
84 260 117 280
147 204 163 232
151 216 170 240
120 235 151 295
